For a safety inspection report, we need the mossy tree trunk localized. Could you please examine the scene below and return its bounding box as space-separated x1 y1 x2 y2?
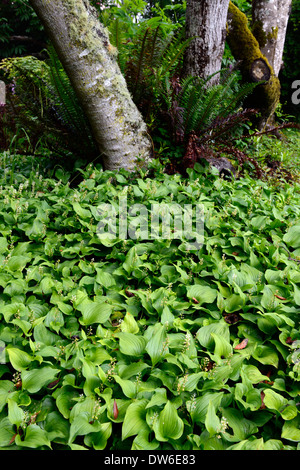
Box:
252 0 292 77
227 1 281 129
185 0 230 85
29 0 152 171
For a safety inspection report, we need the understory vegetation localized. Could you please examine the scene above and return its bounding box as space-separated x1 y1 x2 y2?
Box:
0 158 299 450
0 0 300 452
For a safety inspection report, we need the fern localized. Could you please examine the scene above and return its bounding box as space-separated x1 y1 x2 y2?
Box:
46 45 96 149
172 69 260 140
0 50 98 160
120 23 191 120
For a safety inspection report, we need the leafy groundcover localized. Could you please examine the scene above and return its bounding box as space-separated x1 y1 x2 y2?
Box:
0 159 300 450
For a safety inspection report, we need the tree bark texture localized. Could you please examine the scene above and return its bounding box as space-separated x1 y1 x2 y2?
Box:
29 0 152 171
227 1 281 128
185 0 230 85
252 0 292 77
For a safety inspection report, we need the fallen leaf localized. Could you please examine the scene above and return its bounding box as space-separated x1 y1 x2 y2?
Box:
47 379 60 389
234 338 248 350
274 294 286 300
260 391 266 409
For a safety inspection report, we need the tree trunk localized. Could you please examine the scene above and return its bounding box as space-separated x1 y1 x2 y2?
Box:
252 0 292 77
227 1 281 129
184 0 230 85
29 0 152 171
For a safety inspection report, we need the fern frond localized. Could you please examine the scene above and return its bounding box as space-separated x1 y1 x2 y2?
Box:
176 69 260 139
46 45 97 151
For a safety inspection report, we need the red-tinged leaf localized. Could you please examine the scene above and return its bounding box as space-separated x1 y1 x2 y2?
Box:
113 399 119 419
9 434 17 445
192 297 199 304
262 370 274 385
47 379 60 389
260 391 266 409
286 337 293 344
234 338 248 350
274 294 286 300
125 288 134 298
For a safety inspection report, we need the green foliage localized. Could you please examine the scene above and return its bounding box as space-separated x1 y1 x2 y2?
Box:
246 127 300 179
170 69 259 141
0 157 299 449
0 51 97 160
0 0 45 59
101 2 188 125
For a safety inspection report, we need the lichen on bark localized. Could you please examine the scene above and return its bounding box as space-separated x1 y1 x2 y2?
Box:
29 0 152 171
227 1 280 128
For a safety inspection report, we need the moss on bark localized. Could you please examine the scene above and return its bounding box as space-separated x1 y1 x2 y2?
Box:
227 1 280 128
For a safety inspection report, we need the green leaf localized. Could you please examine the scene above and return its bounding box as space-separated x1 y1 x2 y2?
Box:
123 247 142 274
84 422 112 450
186 284 217 306
292 283 300 306
153 401 184 442
252 345 279 368
21 367 61 393
188 392 223 424
78 301 113 325
6 255 30 272
132 428 160 450
196 321 229 350
283 224 300 248
7 347 33 371
281 405 298 421
96 269 116 289
73 202 91 219
211 332 232 359
146 388 168 409
177 372 203 392
250 215 269 230
118 332 146 356
55 386 80 419
222 407 258 441
68 413 102 444
120 312 139 334
263 389 288 413
15 424 52 449
205 400 220 437
7 398 25 428
145 323 168 366
223 293 245 313
0 417 16 447
242 365 270 383
114 376 137 399
282 415 300 441
44 411 70 442
122 399 148 441
0 381 14 412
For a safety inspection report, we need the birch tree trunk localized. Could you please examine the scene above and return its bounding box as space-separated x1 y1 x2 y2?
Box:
29 0 152 171
252 0 292 77
184 0 230 85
